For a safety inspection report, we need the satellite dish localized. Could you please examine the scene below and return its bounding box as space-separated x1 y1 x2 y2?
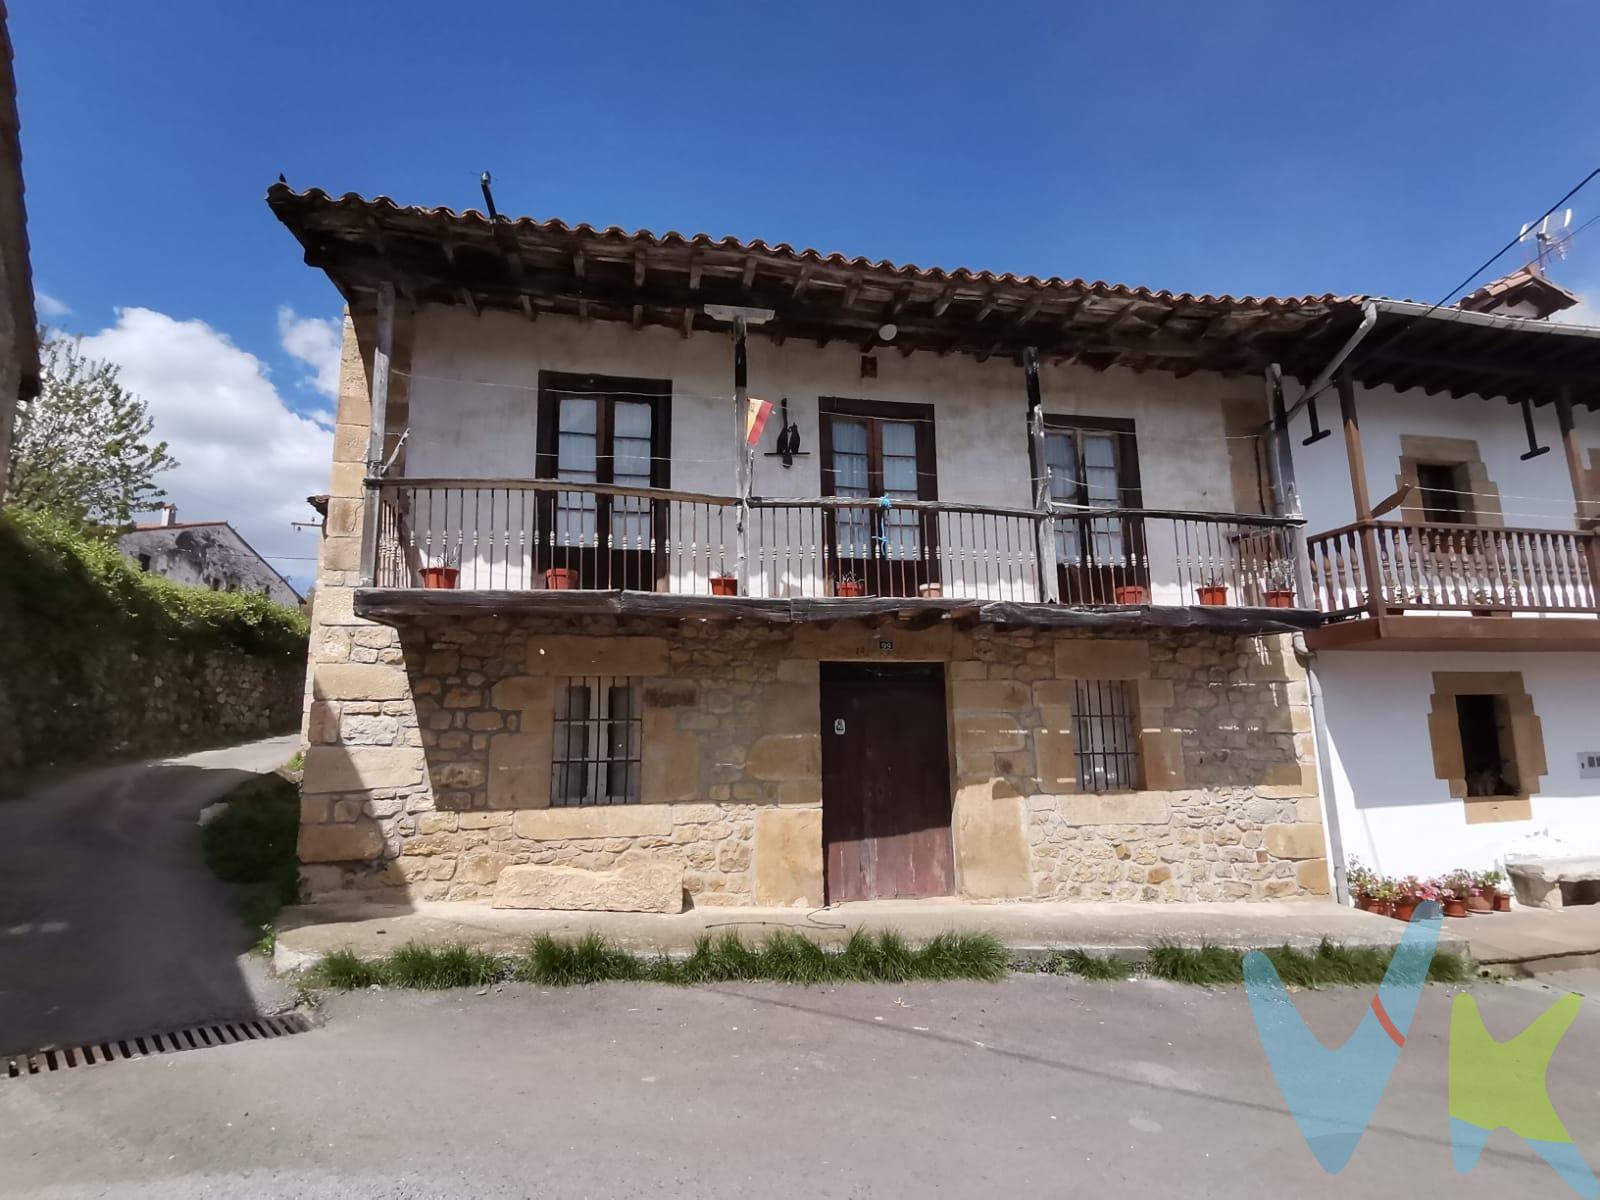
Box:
878 323 898 342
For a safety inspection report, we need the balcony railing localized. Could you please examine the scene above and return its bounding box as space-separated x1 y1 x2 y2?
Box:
1307 519 1600 618
367 477 1307 609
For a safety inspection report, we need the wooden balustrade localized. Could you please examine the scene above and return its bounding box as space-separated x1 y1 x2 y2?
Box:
1307 519 1600 618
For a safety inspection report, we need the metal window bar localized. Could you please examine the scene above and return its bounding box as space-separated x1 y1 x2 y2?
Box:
549 677 642 806
1072 679 1141 793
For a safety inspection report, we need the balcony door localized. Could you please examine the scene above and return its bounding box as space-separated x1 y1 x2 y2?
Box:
535 372 671 591
819 398 939 598
1041 416 1145 604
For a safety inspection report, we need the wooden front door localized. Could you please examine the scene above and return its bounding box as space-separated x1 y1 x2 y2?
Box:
821 661 955 902
535 371 671 591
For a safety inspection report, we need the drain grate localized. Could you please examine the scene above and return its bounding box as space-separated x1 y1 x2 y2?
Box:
3 1013 313 1081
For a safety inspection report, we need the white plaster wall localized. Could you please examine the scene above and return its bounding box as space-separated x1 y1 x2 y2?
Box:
400 306 1257 599
1316 649 1600 879
1286 382 1594 535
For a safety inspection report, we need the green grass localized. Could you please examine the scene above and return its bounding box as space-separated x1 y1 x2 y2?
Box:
309 929 1011 991
304 931 1472 992
1146 939 1473 988
199 770 302 954
1048 949 1133 981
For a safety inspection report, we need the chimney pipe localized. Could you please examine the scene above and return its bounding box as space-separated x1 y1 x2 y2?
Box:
160 503 178 527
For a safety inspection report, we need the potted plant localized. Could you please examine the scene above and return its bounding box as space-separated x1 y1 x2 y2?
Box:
1114 584 1149 605
1262 561 1297 608
1392 876 1425 923
1477 868 1511 911
918 582 944 599
710 570 738 596
1437 872 1471 919
545 566 579 590
1195 574 1229 606
1366 877 1399 918
835 571 865 598
1465 870 1494 914
420 550 460 590
1346 856 1377 909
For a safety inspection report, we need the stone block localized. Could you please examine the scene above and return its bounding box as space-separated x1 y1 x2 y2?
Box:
1055 639 1149 681
1140 730 1186 789
955 716 1026 755
642 710 701 801
1059 792 1171 825
1295 858 1331 895
488 731 551 809
1034 718 1077 792
526 636 669 677
777 778 822 806
306 700 341 744
1258 762 1320 796
745 733 821 781
311 664 410 702
952 679 1030 713
512 805 674 840
302 746 425 794
753 808 823 907
456 853 513 885
790 622 953 661
491 675 555 715
775 658 820 684
493 862 684 913
642 680 698 709
760 683 821 735
298 820 385 863
954 791 1032 900
1265 823 1325 861
1136 677 1174 714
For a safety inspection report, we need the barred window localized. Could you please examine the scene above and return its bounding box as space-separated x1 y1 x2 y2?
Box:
551 677 642 805
1072 679 1141 793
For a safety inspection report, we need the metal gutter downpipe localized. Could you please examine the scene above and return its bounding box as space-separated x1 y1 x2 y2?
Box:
1279 299 1379 426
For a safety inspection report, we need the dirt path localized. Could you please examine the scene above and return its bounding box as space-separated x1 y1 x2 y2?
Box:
0 735 300 1056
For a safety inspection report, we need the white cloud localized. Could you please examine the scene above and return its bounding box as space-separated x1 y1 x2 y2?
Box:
35 290 71 319
1552 290 1600 328
277 306 343 400
78 307 332 592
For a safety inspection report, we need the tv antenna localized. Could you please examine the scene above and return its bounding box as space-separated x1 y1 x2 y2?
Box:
1519 207 1574 270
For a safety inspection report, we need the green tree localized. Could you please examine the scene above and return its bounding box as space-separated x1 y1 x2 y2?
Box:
4 334 176 526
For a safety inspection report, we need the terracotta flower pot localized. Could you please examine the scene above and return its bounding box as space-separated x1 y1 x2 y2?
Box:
1494 892 1512 912
1263 589 1296 609
1369 900 1396 918
1442 898 1468 918
1465 894 1492 914
1114 585 1149 605
836 581 865 598
1392 898 1419 923
918 582 944 599
1196 585 1228 606
420 566 459 590
544 567 578 590
710 575 738 596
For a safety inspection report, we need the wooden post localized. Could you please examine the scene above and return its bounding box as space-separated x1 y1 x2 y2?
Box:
1266 367 1315 608
732 315 751 596
1336 366 1384 618
358 282 395 588
1024 348 1060 603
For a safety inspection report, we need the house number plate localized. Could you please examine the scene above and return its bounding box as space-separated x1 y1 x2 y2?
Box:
878 639 894 651
834 718 847 735
1580 752 1600 779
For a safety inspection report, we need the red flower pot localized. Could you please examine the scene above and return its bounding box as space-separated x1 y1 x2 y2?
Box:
1196 585 1229 606
710 575 738 596
1465 894 1492 914
1392 898 1419 923
1494 892 1512 912
1369 900 1395 918
420 566 459 590
1263 589 1296 608
1114 585 1149 605
545 567 578 590
836 581 865 598
1442 898 1468 918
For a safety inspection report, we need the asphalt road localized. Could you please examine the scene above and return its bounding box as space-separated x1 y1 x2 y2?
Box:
0 735 300 1057
4 973 1599 1198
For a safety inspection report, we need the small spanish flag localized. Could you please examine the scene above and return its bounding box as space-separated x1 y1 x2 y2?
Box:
745 398 774 447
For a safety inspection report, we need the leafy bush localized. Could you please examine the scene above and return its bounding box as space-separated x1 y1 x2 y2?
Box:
200 772 302 950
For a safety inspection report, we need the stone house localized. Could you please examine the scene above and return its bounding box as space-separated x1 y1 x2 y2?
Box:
120 505 304 607
270 183 1340 911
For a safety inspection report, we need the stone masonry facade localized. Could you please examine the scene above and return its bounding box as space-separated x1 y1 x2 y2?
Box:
298 310 1330 908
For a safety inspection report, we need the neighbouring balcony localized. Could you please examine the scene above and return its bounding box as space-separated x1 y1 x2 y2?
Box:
364 478 1311 620
1305 519 1600 649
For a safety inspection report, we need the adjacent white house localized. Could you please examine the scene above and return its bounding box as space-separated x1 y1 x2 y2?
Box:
120 504 302 607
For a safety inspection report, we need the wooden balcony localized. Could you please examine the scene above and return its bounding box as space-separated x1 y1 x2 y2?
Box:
1306 519 1600 651
355 478 1319 634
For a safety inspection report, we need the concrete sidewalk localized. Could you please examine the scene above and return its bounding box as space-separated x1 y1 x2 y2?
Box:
273 895 1468 971
1460 906 1600 976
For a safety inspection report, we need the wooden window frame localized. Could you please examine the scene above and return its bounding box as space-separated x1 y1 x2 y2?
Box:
818 397 939 596
1037 415 1146 601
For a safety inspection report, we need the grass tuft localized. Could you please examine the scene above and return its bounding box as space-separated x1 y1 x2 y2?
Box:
1148 942 1246 986
1050 949 1132 981
517 932 643 987
314 948 386 990
384 942 506 990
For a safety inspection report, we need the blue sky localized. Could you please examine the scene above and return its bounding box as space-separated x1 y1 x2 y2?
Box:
12 2 1600 586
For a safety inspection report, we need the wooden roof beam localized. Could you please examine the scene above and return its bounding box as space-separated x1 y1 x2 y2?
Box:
932 285 959 317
